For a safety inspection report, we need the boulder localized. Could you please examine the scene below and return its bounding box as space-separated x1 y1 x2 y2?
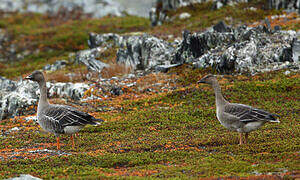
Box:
6 174 42 180
174 30 236 64
88 32 123 49
292 38 300 63
75 48 109 73
116 34 176 70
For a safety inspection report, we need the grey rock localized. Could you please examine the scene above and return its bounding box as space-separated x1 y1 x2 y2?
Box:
279 47 293 62
267 0 299 11
47 82 90 101
43 60 67 71
190 27 298 74
0 76 17 92
110 86 123 96
213 21 231 33
76 47 109 73
88 32 123 49
284 70 290 75
292 38 300 63
174 30 236 64
179 12 191 19
6 174 41 180
155 64 181 72
114 0 156 17
274 25 281 31
116 34 176 70
212 1 224 10
0 78 91 120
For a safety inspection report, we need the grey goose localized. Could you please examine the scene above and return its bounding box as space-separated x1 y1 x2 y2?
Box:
198 74 280 145
25 70 104 150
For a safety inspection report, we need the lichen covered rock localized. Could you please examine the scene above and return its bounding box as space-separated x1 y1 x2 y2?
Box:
0 78 91 120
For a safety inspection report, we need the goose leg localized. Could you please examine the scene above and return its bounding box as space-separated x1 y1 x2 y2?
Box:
239 133 243 145
245 133 249 144
56 137 60 150
70 134 75 149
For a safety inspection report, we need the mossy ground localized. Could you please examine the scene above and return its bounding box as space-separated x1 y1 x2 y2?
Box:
0 69 299 179
0 1 299 179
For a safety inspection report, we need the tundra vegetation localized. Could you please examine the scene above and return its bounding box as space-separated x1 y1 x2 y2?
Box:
0 0 299 179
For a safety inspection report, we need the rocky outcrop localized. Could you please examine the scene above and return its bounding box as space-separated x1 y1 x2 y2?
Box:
116 34 178 70
178 25 299 74
0 78 90 120
88 32 179 71
87 24 299 74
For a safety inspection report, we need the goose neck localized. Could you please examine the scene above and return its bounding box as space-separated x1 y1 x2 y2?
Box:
212 80 226 106
38 80 49 107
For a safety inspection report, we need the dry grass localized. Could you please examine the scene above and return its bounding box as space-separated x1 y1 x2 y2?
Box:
101 63 133 79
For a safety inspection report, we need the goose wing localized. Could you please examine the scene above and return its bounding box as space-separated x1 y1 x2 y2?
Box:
224 103 280 123
42 105 98 128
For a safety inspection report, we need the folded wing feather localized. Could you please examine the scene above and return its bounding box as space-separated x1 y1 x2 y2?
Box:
224 103 280 123
43 105 97 128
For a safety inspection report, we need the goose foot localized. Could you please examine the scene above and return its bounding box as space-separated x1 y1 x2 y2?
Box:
56 137 60 150
70 134 75 150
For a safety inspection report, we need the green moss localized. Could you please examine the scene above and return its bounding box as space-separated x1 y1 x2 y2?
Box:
1 70 298 179
0 14 150 79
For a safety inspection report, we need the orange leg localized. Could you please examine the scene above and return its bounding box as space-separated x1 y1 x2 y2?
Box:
239 133 243 145
70 134 75 149
56 137 60 150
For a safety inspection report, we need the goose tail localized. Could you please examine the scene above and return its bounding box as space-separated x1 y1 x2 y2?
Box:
268 114 280 123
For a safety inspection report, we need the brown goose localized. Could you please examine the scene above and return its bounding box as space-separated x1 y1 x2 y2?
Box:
198 74 280 145
25 70 104 150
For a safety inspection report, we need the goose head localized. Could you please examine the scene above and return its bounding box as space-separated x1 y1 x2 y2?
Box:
197 74 217 85
25 70 45 83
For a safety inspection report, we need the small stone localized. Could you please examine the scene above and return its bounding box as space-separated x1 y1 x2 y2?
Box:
216 1 223 9
274 25 281 31
284 70 290 75
155 64 181 73
25 116 37 122
179 12 191 20
9 127 20 132
7 174 42 180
